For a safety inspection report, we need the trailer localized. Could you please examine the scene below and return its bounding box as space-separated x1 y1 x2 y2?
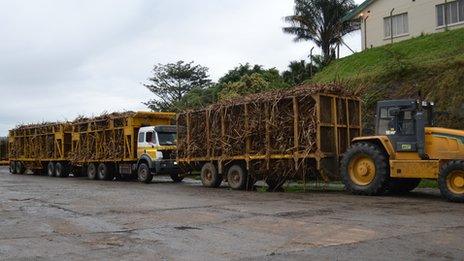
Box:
0 137 8 166
8 112 182 183
176 85 362 190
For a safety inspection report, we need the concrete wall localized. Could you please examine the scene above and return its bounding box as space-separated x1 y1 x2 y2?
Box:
360 0 464 49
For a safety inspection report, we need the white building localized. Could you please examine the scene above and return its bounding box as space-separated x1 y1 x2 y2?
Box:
344 0 464 50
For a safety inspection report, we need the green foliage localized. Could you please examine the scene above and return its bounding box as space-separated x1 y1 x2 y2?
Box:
144 61 212 112
312 28 464 133
282 60 318 86
283 0 359 61
216 64 289 100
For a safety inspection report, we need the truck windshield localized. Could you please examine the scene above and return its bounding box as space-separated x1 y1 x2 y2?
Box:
157 132 177 146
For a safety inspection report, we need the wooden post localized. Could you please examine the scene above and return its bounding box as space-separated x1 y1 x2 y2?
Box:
265 103 271 170
332 97 339 157
345 98 351 149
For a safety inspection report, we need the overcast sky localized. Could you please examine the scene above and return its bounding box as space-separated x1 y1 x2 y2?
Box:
0 0 362 135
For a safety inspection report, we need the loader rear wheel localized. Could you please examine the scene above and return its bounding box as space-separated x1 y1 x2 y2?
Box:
87 163 97 180
16 162 26 174
55 163 69 178
10 161 17 174
47 162 55 177
341 142 389 196
227 164 249 190
137 163 153 184
388 178 421 194
439 161 464 203
98 163 114 181
201 163 222 188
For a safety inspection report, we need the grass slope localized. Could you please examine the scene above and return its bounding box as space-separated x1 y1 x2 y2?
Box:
313 28 464 133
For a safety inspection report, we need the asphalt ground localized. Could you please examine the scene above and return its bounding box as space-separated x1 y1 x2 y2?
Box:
0 166 463 260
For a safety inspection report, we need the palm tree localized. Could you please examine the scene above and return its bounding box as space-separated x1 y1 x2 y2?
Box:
283 0 359 62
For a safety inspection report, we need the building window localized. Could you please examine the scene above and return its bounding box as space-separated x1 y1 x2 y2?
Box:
384 13 409 38
437 0 464 27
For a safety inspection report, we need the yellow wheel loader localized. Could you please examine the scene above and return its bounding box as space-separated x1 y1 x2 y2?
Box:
341 99 464 202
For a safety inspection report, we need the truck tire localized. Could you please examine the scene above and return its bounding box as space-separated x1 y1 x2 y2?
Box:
438 161 464 203
97 163 114 181
388 178 421 194
201 163 222 188
87 163 98 180
16 162 26 174
170 173 184 183
10 161 17 174
341 142 389 196
227 164 249 190
137 163 153 184
55 163 69 178
47 162 55 177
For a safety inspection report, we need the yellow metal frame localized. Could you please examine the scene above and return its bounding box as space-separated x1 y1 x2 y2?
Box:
177 93 362 175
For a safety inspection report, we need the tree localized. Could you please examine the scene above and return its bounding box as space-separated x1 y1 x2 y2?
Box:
218 69 290 100
144 61 212 111
283 0 359 62
282 60 318 86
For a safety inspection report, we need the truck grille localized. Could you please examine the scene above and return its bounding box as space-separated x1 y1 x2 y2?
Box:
161 150 176 160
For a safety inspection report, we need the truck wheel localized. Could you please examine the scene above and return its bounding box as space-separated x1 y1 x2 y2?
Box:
55 163 69 178
438 161 464 203
47 162 55 177
341 142 389 196
10 161 17 174
87 163 97 180
138 163 153 184
170 173 184 183
201 163 222 188
16 162 26 174
388 178 421 194
227 164 249 190
97 163 114 181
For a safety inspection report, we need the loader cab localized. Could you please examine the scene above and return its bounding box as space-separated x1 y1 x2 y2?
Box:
375 99 434 157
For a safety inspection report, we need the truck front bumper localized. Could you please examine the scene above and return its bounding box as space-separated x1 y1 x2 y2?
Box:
153 160 179 174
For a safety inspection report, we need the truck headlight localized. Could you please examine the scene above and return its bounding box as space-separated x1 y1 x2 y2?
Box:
156 151 163 159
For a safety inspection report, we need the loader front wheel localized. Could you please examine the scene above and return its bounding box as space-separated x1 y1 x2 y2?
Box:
47 162 55 177
439 161 464 203
201 163 222 188
341 142 389 196
87 163 97 180
137 163 153 184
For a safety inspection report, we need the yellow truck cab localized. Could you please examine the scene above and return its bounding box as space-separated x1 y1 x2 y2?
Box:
136 125 182 182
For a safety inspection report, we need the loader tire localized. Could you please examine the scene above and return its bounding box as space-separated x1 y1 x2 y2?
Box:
438 161 464 203
227 164 250 190
47 162 56 177
201 163 222 188
388 178 421 194
170 173 184 183
97 163 114 181
10 161 17 174
341 142 389 196
87 163 98 180
137 163 153 184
